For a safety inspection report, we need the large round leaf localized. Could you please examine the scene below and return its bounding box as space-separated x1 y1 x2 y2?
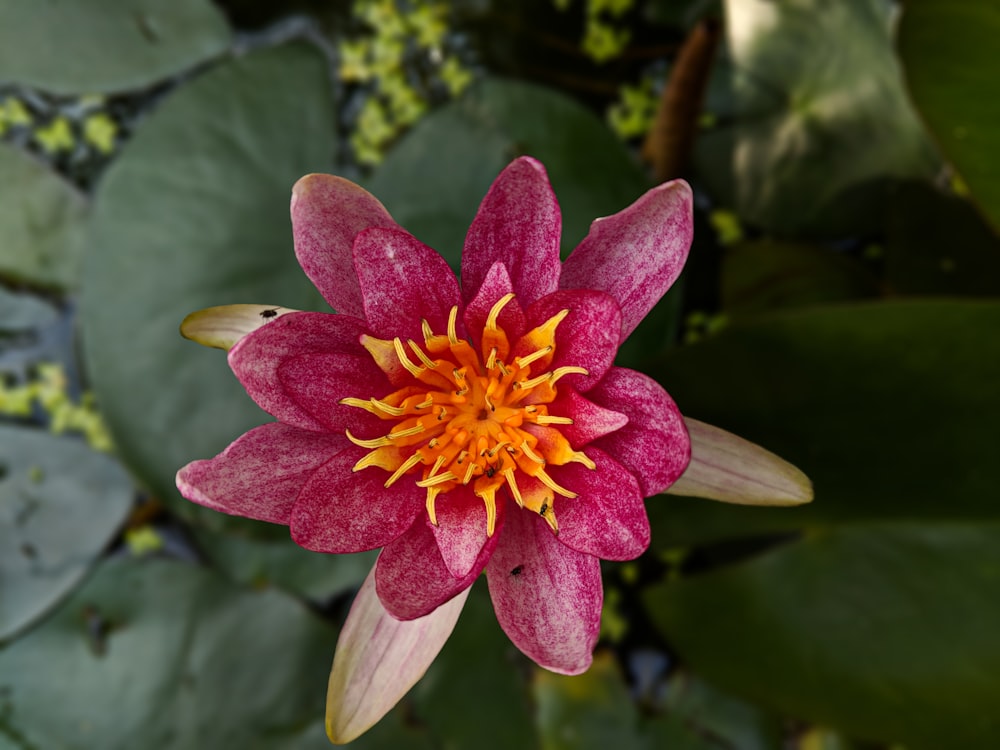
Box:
646 300 1000 546
0 0 231 95
81 43 334 504
367 77 651 267
0 557 334 749
0 427 132 642
898 1 1000 234
0 143 88 290
644 523 1000 749
696 0 938 236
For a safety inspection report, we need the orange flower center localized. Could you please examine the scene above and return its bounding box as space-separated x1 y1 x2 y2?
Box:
341 294 595 536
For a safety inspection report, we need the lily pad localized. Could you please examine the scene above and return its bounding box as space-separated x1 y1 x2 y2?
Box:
81 43 335 506
368 77 651 268
0 0 232 95
898 0 1000 234
645 523 1000 749
0 557 335 749
696 0 938 236
0 143 88 290
0 426 133 643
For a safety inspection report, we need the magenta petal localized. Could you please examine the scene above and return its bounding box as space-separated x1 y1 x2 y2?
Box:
547 387 628 447
461 157 562 307
518 289 622 392
550 446 649 561
589 367 690 496
176 423 348 524
229 312 382 432
431 486 505 579
485 509 601 675
559 179 693 342
353 227 462 341
376 517 496 620
291 174 398 317
289 446 424 553
463 261 526 349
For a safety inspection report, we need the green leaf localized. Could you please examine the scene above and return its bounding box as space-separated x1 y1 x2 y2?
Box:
81 43 335 506
368 77 651 267
885 181 1000 296
644 524 1000 749
647 300 1000 546
0 143 88 290
0 0 231 95
0 557 335 749
696 0 938 236
0 427 132 642
898 1 1000 234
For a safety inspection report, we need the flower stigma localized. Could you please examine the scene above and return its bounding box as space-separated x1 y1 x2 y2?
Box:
341 294 596 536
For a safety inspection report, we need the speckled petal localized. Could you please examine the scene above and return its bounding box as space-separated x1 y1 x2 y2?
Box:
461 157 562 306
463 261 526 350
291 174 398 317
560 179 693 342
516 289 622 392
546 387 628 447
376 517 494 620
228 312 386 434
176 423 348 524
353 226 462 341
289 446 424 553
485 509 601 675
589 367 690 496
550 446 649 561
432 485 506 579
326 566 469 744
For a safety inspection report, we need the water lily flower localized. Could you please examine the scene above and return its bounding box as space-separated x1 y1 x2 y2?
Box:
176 156 811 743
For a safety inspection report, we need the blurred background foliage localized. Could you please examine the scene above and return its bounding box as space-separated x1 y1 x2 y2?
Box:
1 0 998 748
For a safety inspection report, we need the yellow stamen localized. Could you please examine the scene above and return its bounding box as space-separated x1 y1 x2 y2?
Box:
535 414 573 425
520 441 546 465
421 318 434 344
447 306 459 344
570 450 597 470
393 338 423 377
425 486 443 526
345 429 391 449
384 452 424 487
478 487 498 536
550 366 588 385
514 345 552 370
503 468 524 507
416 471 457 488
536 467 577 498
485 293 516 331
408 339 437 369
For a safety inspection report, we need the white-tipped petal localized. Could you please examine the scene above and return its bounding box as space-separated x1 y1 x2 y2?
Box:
665 418 813 506
326 566 470 744
179 304 297 351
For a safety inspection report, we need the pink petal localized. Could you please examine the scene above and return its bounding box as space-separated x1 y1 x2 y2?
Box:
547 387 628 447
353 227 462 341
485 508 602 675
176 423 348 524
559 179 693 342
289 446 424 553
517 289 622 392
549 446 649 561
326 566 469 744
228 312 386 433
291 174 398 317
376 517 495 620
463 261 526 350
588 367 690 496
461 157 562 307
665 418 813 506
431 485 506 579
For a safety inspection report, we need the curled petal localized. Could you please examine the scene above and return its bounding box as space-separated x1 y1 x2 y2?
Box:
560 179 693 342
432 485 506 579
353 227 462 341
180 304 299 351
292 174 398 317
666 418 814 506
550 447 649 561
589 367 690 496
516 289 622 392
462 156 562 306
176 423 348 524
376 517 495 620
228 312 386 433
289 446 425 553
485 509 602 675
326 566 470 745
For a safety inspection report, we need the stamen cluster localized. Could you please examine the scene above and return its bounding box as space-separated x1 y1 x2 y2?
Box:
342 294 595 535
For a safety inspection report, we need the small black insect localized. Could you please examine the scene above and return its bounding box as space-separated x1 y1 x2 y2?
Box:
510 565 523 577
485 466 496 478
260 308 279 319
539 503 548 517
